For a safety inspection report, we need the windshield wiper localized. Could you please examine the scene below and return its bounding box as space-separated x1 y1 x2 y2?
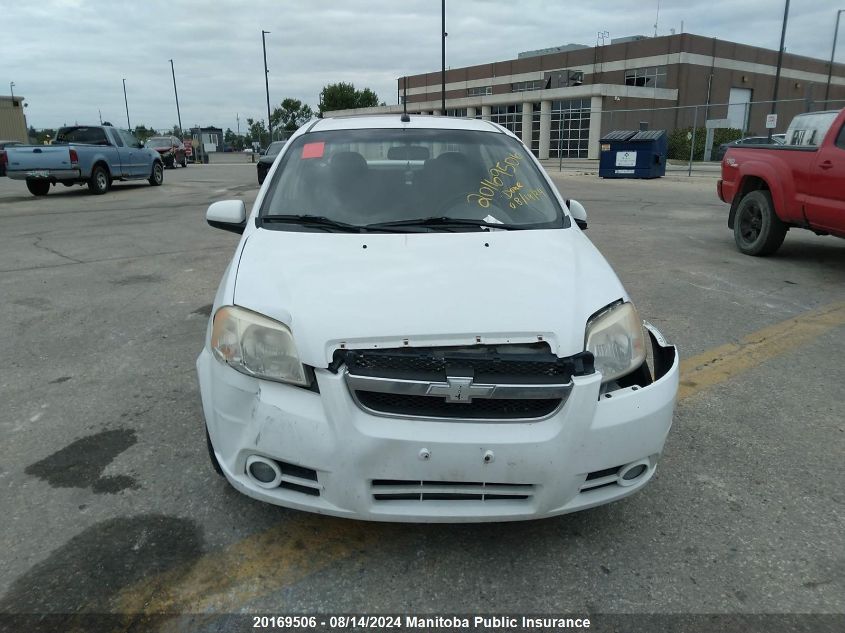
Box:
365 217 528 231
257 214 363 232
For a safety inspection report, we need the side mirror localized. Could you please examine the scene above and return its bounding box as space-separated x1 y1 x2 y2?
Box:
207 200 247 234
566 199 588 230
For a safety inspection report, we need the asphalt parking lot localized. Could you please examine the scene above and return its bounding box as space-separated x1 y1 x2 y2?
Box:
0 159 843 631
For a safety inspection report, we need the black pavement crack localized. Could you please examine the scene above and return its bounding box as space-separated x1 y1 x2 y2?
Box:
31 236 83 263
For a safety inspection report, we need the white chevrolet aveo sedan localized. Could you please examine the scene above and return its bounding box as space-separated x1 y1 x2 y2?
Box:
197 115 679 522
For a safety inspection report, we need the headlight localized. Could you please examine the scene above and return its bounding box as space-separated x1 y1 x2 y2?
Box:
211 306 309 386
584 301 646 383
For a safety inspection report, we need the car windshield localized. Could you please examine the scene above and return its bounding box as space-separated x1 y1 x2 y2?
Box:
148 137 172 148
260 128 565 231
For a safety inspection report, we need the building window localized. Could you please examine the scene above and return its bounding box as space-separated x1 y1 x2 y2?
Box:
490 104 522 137
550 99 591 159
543 70 584 89
467 86 493 97
445 108 467 117
511 80 545 92
624 66 667 89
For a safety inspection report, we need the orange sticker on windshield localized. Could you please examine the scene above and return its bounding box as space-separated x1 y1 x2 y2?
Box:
301 142 325 159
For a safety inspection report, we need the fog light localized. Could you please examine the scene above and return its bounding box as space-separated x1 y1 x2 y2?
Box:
617 460 651 486
245 455 282 488
622 464 647 480
250 461 276 482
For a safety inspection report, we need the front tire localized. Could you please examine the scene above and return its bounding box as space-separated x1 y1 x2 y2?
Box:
87 165 111 195
149 161 164 186
26 179 50 196
733 190 787 256
181 155 188 168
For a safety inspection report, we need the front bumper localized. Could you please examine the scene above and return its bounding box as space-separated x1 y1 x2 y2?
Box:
197 324 679 522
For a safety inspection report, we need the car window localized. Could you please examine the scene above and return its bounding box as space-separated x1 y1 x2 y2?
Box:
109 128 124 147
260 128 565 230
836 124 845 150
119 130 142 148
56 127 109 145
148 137 172 148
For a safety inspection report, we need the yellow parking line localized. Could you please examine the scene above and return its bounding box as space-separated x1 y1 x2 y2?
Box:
678 300 845 401
114 514 388 617
109 301 845 618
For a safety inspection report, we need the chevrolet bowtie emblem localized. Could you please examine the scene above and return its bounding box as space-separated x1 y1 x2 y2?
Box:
427 376 495 403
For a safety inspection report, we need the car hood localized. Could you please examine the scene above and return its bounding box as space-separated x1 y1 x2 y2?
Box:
232 227 626 367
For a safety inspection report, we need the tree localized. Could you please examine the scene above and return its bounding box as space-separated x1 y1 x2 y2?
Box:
271 98 314 132
132 125 157 141
245 118 269 147
224 128 245 151
318 82 380 115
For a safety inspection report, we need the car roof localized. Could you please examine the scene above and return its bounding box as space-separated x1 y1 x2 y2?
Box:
309 114 506 135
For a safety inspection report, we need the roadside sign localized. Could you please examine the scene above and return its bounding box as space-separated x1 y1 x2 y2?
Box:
766 114 777 129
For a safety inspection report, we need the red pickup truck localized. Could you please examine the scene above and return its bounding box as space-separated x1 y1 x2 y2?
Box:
717 108 845 255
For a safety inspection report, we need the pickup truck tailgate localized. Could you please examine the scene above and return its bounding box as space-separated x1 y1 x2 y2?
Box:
5 146 73 174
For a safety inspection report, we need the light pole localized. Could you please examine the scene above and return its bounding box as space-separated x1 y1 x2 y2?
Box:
9 82 14 101
262 30 272 145
122 78 131 131
824 10 844 105
441 0 446 114
169 59 183 135
768 0 790 142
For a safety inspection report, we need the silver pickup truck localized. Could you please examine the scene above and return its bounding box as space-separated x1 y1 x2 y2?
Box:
5 125 164 196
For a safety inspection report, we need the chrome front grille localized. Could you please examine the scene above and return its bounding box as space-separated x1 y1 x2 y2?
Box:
336 345 594 421
371 479 535 502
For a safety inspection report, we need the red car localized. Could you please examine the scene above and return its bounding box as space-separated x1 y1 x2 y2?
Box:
147 136 187 168
718 108 845 255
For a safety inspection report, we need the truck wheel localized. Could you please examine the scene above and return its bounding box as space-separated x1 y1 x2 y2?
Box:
733 190 787 256
26 179 50 196
149 161 164 186
181 156 188 168
87 165 111 195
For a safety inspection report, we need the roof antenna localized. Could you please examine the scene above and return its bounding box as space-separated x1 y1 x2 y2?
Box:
401 76 410 122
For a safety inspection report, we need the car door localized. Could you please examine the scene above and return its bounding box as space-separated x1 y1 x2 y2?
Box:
117 129 146 177
805 121 845 235
108 128 134 177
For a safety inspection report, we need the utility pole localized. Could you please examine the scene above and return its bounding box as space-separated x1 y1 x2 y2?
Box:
169 59 183 135
768 0 790 142
262 30 272 145
441 0 446 114
99 109 103 125
824 10 844 105
9 82 14 101
122 78 131 130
